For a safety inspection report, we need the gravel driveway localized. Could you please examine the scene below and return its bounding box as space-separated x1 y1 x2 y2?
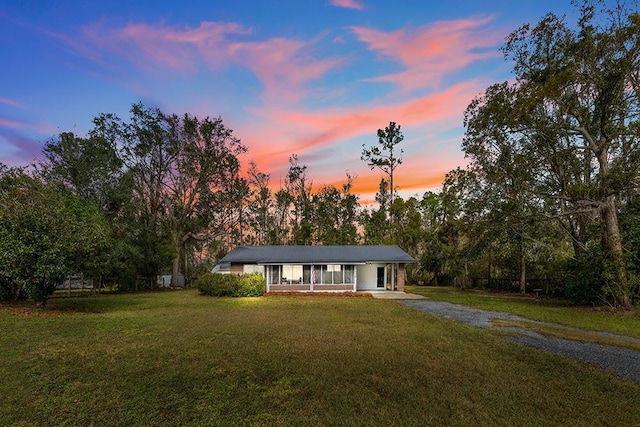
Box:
398 299 640 382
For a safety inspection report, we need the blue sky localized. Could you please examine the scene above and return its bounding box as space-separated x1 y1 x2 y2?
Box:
1 0 588 200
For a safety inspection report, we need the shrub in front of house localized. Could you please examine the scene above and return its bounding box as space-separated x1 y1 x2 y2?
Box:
196 273 235 296
236 273 265 297
196 273 264 297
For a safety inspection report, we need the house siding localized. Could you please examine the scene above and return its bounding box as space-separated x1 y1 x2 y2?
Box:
230 263 244 275
356 264 384 291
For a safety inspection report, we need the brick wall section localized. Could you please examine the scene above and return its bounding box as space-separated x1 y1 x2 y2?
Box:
270 284 311 291
230 263 243 275
397 264 405 292
313 284 354 291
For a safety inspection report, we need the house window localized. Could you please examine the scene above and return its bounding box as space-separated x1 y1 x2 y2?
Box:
344 265 354 284
267 265 281 285
281 264 303 284
267 264 355 285
243 265 263 275
329 264 343 284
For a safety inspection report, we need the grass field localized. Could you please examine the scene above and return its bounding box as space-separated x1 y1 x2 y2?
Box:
406 285 640 339
2 290 640 426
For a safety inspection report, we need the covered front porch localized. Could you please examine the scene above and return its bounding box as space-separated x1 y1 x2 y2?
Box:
263 262 406 293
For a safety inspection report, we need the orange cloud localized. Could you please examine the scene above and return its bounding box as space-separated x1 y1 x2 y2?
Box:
236 79 482 198
246 79 482 152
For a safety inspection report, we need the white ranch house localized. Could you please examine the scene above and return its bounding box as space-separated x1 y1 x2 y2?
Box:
218 245 415 292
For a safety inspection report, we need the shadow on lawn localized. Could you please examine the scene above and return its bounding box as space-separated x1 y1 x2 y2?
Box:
1 293 147 316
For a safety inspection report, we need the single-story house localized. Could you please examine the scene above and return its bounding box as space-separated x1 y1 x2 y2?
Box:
218 245 415 292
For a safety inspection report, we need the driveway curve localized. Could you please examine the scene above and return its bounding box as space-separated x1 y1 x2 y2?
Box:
397 298 640 382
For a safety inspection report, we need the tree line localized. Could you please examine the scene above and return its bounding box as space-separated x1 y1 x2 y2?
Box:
1 0 638 307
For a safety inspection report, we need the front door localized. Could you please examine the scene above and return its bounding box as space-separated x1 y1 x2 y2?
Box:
377 267 385 288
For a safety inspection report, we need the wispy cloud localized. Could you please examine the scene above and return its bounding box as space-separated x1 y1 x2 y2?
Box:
351 15 502 91
229 38 345 104
0 117 24 129
80 21 250 73
0 130 42 166
71 21 344 106
35 13 502 195
239 79 483 189
0 97 26 109
329 0 365 11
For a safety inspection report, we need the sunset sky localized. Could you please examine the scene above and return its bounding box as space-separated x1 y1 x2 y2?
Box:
1 0 587 201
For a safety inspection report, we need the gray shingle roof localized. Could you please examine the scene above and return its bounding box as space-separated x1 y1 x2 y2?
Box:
219 245 415 264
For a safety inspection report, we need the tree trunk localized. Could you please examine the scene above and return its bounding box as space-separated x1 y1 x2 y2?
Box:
519 237 527 294
171 245 181 288
597 141 630 308
602 195 630 308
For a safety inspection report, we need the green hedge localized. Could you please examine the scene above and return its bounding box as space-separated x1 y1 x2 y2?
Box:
196 273 264 297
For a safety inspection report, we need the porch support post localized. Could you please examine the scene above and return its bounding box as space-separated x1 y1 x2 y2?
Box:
353 266 357 292
265 266 270 293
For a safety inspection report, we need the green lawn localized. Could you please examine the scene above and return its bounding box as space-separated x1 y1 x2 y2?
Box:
2 290 640 426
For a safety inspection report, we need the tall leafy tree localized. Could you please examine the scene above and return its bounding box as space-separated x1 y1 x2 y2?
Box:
312 175 360 244
0 166 110 306
39 132 126 215
389 196 425 282
361 122 404 204
463 82 550 293
360 179 393 244
38 131 135 286
92 104 246 287
164 112 247 286
285 155 314 245
245 161 275 245
416 191 455 285
463 0 640 306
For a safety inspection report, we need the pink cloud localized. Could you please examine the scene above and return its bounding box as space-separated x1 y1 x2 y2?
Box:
80 21 250 73
238 79 484 190
0 131 43 167
0 97 26 109
73 21 344 106
351 16 502 91
255 79 480 148
40 14 500 196
0 117 24 129
329 0 365 11
229 38 345 104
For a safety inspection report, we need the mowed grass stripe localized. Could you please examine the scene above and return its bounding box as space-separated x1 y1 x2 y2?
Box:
1 291 639 426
